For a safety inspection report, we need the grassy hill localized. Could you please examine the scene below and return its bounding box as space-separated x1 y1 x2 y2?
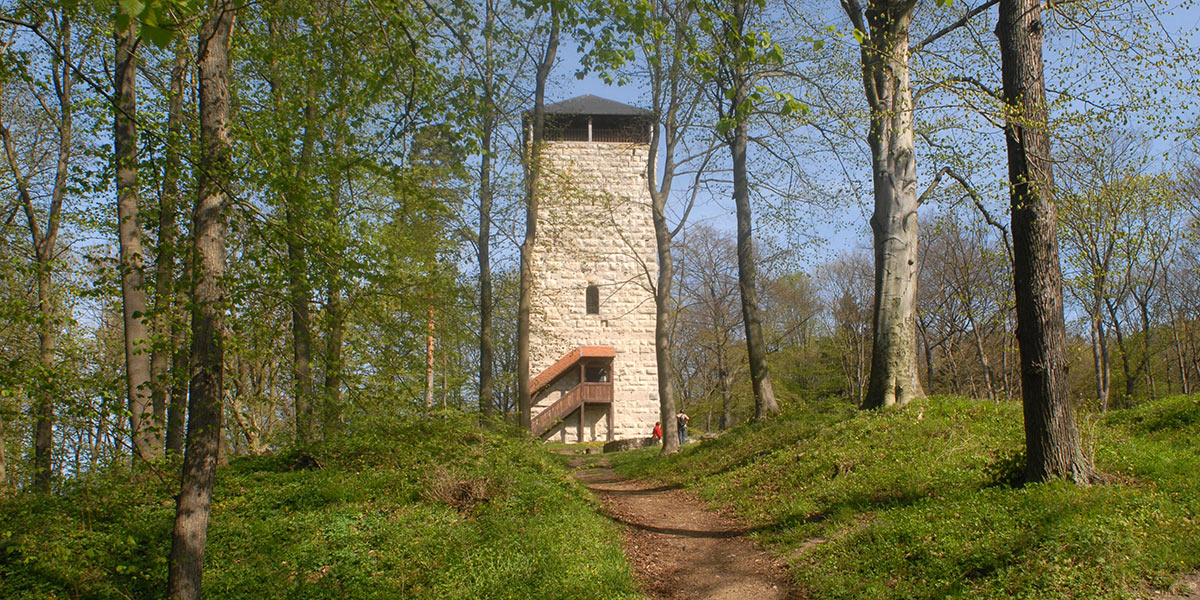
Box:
0 414 641 600
614 395 1200 599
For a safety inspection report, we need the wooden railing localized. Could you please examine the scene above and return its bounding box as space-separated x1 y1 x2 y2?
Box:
531 387 582 438
579 382 613 404
531 381 613 438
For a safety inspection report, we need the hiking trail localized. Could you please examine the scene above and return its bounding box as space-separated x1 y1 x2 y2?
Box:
571 457 800 600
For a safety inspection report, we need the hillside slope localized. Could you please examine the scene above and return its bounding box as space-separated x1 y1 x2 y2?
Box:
0 414 641 600
614 395 1200 599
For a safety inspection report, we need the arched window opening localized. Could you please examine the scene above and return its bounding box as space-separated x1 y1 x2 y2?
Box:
586 284 600 315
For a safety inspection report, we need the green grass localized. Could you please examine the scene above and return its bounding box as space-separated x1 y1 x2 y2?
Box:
612 395 1200 599
0 413 642 600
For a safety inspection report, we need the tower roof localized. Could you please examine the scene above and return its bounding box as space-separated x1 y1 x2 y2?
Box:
539 94 652 117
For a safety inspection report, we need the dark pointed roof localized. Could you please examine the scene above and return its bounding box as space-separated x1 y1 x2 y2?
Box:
539 94 652 117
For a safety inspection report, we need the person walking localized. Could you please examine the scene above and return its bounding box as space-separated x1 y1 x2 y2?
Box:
652 421 662 442
676 410 690 445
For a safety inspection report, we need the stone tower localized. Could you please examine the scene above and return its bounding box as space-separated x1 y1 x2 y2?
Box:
526 95 659 443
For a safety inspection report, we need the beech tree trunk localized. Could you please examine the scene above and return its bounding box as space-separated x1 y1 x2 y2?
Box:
1171 309 1189 394
289 90 317 444
158 37 189 456
115 10 158 462
168 3 235 597
517 9 558 431
723 0 778 421
645 0 699 453
477 0 496 418
167 310 191 455
1090 310 1111 411
996 0 1091 485
845 0 924 410
478 124 496 417
322 119 347 434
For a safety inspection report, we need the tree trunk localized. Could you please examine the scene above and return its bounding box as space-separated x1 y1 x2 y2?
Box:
1090 310 1111 411
478 124 496 417
154 35 190 458
168 3 235 598
115 10 158 462
849 0 924 410
651 127 679 454
33 255 56 491
1171 310 1189 394
517 9 558 431
996 0 1091 485
968 313 997 402
425 304 436 408
288 89 318 445
646 6 695 452
730 124 778 420
322 111 348 436
919 316 935 393
725 2 778 420
0 411 6 489
718 357 732 431
477 0 496 418
167 275 191 456
1106 299 1136 402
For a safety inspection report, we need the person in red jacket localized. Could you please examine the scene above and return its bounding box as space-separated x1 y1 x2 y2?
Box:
652 421 662 442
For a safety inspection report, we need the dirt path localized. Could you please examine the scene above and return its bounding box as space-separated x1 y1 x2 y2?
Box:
572 457 799 600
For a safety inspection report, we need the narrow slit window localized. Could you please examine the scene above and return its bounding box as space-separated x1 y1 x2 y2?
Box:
586 284 600 314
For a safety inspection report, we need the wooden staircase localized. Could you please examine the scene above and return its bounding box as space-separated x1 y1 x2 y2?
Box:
530 346 615 441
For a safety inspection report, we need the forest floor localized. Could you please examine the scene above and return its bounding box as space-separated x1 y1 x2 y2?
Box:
571 456 800 600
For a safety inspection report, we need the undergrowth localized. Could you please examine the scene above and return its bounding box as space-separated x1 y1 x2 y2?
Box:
613 395 1200 599
0 413 641 600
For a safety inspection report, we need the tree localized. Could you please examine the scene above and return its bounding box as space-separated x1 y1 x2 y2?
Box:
822 251 874 405
517 3 559 431
594 0 709 452
697 0 780 420
167 0 236 596
996 0 1091 484
674 225 746 429
840 0 925 410
114 2 159 462
0 9 77 492
157 33 192 457
430 0 533 418
1060 130 1180 408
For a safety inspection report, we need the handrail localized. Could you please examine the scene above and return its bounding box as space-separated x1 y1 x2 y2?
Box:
531 345 616 394
530 381 615 439
531 386 583 437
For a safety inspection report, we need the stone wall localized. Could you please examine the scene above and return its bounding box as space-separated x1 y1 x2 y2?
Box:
529 140 659 442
